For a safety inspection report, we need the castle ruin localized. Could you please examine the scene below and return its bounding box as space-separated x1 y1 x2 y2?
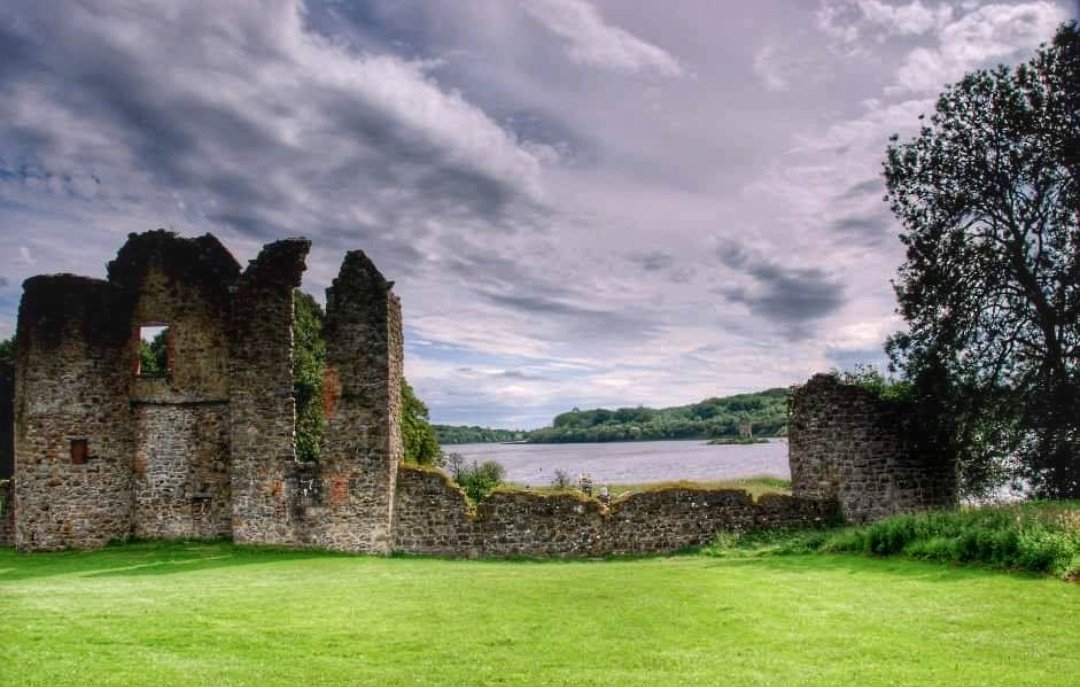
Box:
0 230 953 554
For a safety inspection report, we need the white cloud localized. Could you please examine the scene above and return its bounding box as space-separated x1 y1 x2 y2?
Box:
892 2 1070 94
3 0 1074 429
857 0 954 36
816 0 959 54
753 45 791 92
522 0 683 76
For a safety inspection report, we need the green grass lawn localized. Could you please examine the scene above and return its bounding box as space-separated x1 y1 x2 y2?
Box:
1 542 1077 686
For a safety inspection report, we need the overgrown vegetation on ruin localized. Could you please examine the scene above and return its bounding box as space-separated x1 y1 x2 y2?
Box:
442 452 505 503
401 380 440 465
292 291 326 463
292 290 441 465
706 501 1080 580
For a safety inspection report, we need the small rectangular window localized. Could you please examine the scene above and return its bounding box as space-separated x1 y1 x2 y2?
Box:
137 324 170 378
71 439 89 465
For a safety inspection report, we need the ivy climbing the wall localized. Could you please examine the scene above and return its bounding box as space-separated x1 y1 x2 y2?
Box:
293 290 326 463
292 290 441 465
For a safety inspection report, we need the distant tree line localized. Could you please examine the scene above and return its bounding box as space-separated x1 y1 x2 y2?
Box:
527 389 789 443
434 426 528 445
435 388 790 445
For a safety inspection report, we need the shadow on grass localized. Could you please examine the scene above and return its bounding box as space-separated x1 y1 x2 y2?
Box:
1 539 708 582
705 551 1057 584
5 541 1060 587
0 540 345 582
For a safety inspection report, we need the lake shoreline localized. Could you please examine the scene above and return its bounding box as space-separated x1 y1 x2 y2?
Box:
447 438 790 487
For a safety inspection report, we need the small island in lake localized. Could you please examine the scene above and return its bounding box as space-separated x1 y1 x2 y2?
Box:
706 436 769 445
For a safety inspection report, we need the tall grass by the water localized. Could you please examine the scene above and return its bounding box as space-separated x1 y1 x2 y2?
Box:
705 501 1080 580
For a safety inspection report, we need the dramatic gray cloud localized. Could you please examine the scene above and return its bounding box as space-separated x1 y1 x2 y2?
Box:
717 245 846 340
0 0 1075 427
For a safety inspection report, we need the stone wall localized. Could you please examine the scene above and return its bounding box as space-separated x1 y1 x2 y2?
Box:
229 239 310 545
788 374 956 524
133 403 231 539
1 360 12 481
13 275 136 551
0 479 13 547
393 465 839 558
115 232 240 540
10 229 868 558
305 251 403 553
11 230 414 554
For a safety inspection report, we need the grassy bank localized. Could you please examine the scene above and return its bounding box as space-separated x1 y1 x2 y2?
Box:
706 501 1080 580
2 540 1078 685
514 476 791 500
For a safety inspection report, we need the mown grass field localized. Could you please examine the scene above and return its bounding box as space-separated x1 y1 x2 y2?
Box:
1 540 1078 686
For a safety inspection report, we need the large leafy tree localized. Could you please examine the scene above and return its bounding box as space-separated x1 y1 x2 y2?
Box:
401 379 441 465
885 22 1080 497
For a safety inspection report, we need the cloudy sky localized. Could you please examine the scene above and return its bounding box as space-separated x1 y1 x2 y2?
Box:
1 0 1077 428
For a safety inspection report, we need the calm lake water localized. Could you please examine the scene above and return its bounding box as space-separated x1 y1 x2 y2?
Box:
447 439 790 486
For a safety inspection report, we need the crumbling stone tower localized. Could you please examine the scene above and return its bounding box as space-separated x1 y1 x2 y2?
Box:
787 374 957 524
11 230 403 552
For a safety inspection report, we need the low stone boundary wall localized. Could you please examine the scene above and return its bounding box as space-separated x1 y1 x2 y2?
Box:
393 465 839 558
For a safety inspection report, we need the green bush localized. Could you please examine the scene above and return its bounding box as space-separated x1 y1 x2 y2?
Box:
451 460 506 504
706 501 1080 579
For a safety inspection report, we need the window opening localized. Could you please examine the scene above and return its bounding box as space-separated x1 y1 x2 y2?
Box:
71 439 89 465
137 325 169 378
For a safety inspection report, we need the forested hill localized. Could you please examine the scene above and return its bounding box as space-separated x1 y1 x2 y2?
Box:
436 387 790 444
434 426 529 445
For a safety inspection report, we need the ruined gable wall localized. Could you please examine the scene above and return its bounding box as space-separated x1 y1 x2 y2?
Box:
788 374 956 524
13 276 135 551
304 251 403 553
229 239 310 545
392 465 838 558
110 232 240 540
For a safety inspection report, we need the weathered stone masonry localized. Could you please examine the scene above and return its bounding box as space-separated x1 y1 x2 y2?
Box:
787 374 957 524
392 465 838 557
10 230 405 553
1 360 13 546
4 230 951 555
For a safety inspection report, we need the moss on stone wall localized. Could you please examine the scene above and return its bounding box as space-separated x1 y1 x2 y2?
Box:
293 290 326 463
